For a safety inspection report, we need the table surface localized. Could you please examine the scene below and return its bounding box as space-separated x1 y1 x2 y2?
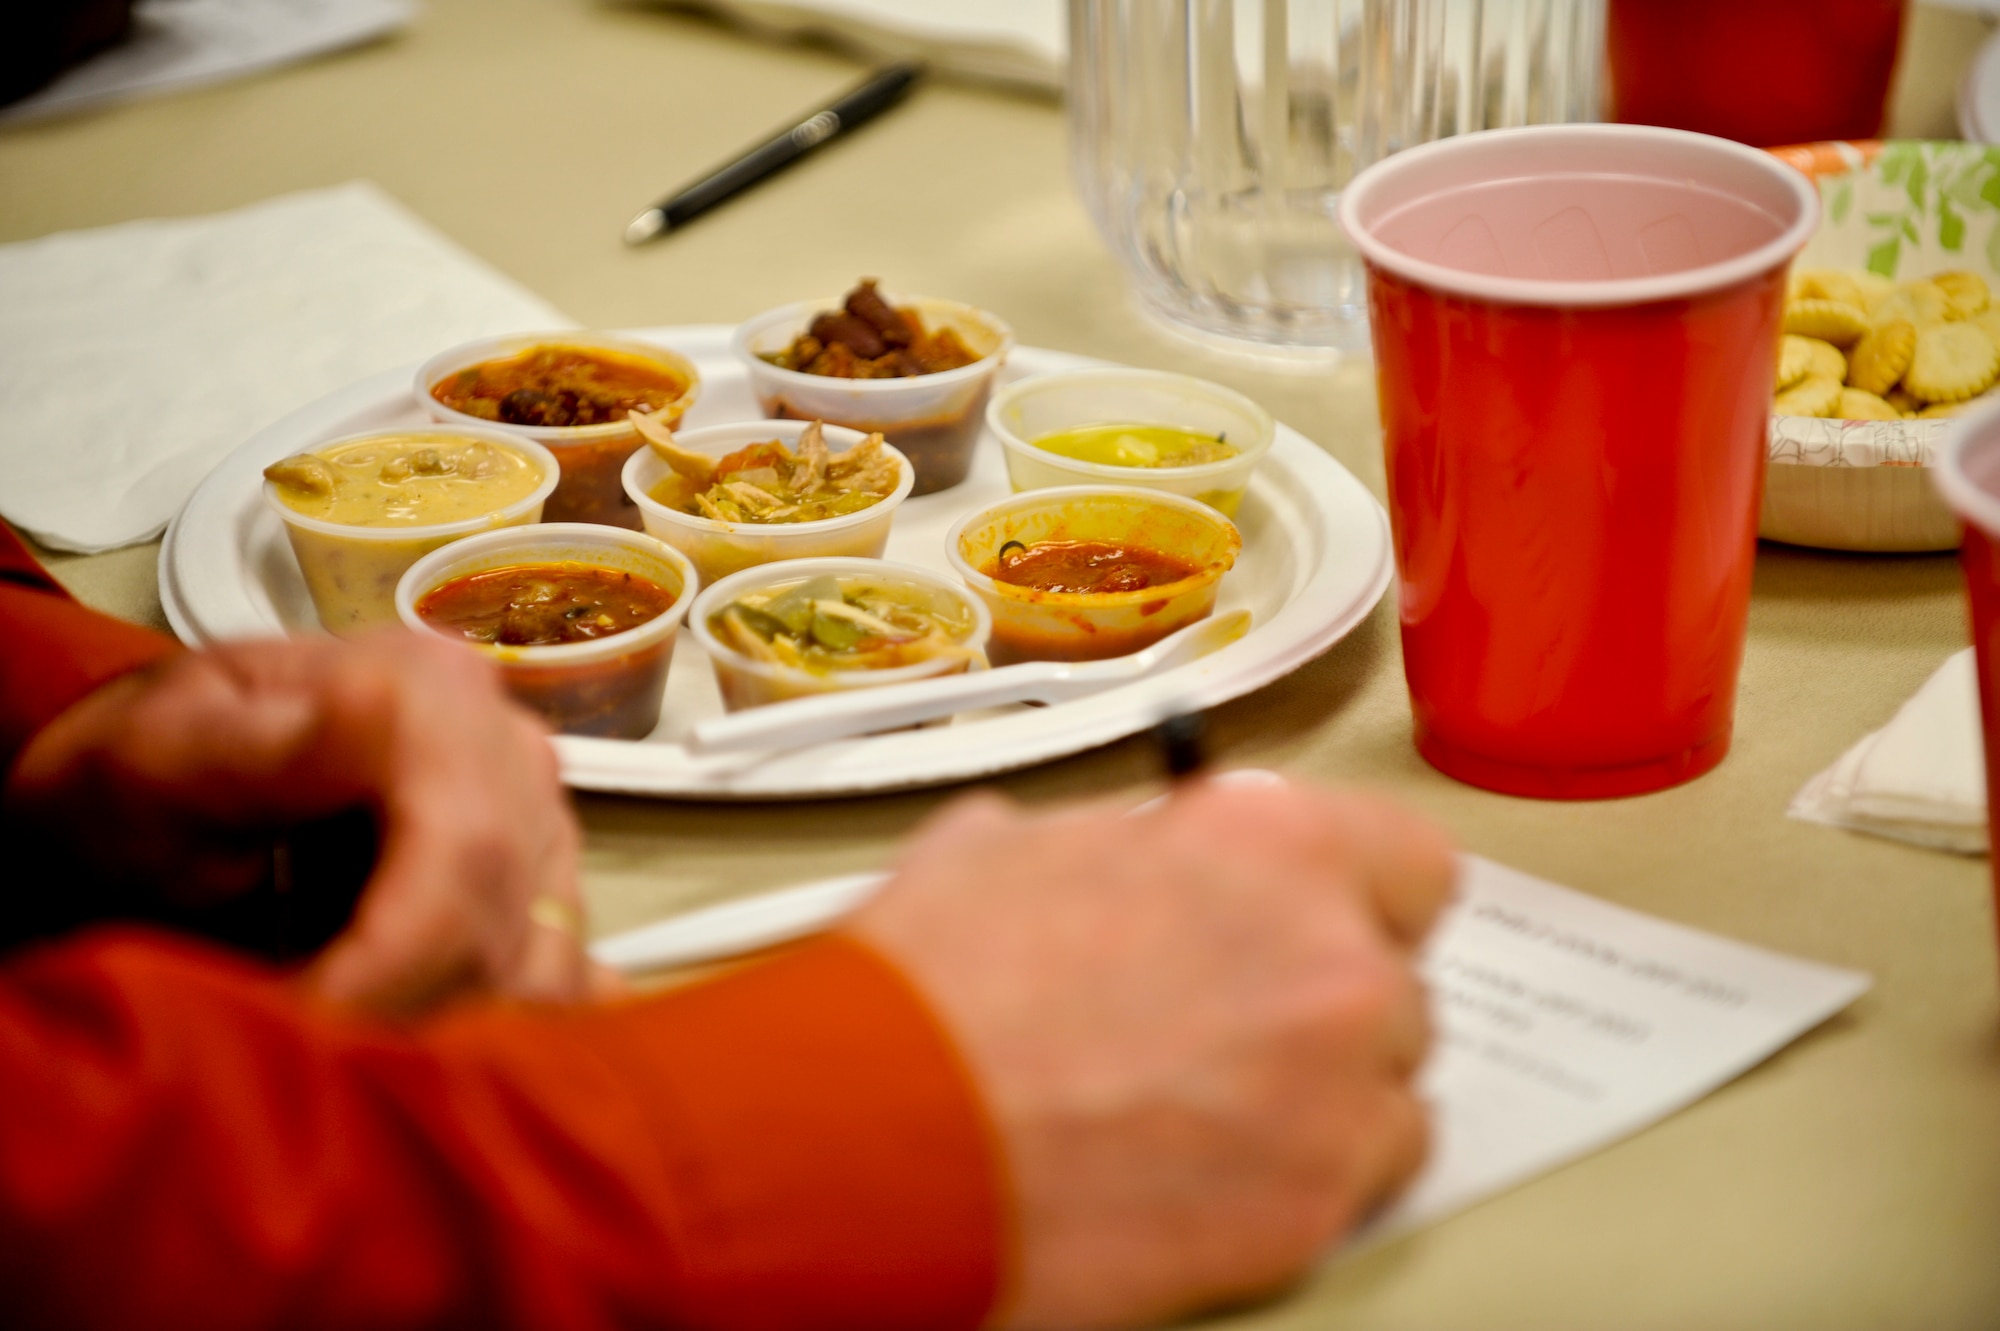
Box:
5 3 1997 1326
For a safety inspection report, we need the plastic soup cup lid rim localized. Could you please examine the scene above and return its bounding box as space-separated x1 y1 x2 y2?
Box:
733 295 1017 395
1337 124 1822 309
946 485 1243 607
417 331 703 443
988 369 1277 482
689 556 993 687
395 524 698 665
261 425 562 542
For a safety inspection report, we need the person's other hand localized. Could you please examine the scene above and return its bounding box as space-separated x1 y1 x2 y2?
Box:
845 777 1454 1331
6 632 590 1016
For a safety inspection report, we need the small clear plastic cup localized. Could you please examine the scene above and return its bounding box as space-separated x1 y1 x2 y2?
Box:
946 486 1242 665
622 419 915 585
732 294 1014 495
986 369 1276 516
690 557 991 713
264 425 560 638
416 332 702 529
395 523 698 739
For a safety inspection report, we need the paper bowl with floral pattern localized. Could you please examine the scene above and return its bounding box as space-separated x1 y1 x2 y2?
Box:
1758 141 2000 552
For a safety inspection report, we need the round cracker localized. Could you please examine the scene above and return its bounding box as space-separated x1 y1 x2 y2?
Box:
1773 374 1842 418
1775 335 1816 390
1836 388 1900 421
1847 319 1916 396
1784 298 1870 346
1932 270 1991 319
1789 268 1868 311
1885 387 1923 416
1904 323 2000 402
1918 400 1974 419
1873 281 1953 330
1851 269 1896 313
1799 337 1847 382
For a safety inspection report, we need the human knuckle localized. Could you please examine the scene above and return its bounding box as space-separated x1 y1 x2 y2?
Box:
441 815 521 890
1390 1089 1430 1160
514 718 562 776
1184 776 1293 827
1331 949 1417 1031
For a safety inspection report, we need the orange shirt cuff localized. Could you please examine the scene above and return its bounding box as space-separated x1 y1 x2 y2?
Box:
0 584 179 778
552 935 1006 1331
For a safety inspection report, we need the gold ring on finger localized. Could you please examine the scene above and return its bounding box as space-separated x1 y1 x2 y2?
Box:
528 894 585 939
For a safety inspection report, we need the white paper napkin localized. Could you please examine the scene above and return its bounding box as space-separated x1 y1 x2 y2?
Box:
1788 648 1988 854
0 181 569 554
653 0 1065 92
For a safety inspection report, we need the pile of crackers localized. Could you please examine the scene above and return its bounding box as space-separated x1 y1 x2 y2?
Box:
1775 267 2000 421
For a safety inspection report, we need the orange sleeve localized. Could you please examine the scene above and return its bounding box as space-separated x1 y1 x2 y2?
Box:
0 928 1004 1329
0 523 1006 1325
0 523 180 777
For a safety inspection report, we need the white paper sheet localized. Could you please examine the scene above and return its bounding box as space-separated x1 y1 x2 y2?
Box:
1 0 416 125
1364 856 1869 1239
650 0 1065 92
0 181 568 553
591 852 1870 1240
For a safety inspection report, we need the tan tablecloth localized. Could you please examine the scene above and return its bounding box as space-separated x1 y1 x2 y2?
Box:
5 3 1997 1325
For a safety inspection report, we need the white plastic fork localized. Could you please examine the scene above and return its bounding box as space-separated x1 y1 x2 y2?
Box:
687 609 1253 754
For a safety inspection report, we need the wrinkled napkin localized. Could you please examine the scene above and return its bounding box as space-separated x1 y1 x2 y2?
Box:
0 181 567 553
1789 648 1987 854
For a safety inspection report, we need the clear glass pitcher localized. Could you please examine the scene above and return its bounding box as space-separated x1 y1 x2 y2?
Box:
1069 0 1606 353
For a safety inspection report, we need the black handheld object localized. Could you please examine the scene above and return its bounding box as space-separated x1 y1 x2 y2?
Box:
1153 711 1209 781
623 61 925 245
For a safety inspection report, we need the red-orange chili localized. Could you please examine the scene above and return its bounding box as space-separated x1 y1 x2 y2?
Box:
431 346 688 429
416 563 677 646
985 539 1201 595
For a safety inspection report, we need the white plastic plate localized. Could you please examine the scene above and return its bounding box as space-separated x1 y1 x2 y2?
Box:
161 326 1391 799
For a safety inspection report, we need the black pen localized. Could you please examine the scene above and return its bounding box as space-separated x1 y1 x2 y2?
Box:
623 61 925 245
1153 711 1209 781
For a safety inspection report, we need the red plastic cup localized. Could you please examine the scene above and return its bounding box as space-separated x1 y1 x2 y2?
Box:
1934 406 2000 916
1341 125 1819 799
1608 0 1906 148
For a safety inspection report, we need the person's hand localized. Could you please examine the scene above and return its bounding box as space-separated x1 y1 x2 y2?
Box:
844 777 1454 1331
5 632 592 1016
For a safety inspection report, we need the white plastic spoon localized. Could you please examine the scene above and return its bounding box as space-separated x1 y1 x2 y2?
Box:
587 773 1289 975
688 609 1253 754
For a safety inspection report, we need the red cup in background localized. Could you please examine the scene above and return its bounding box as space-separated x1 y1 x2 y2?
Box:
1608 0 1907 147
1340 126 1820 800
1934 406 2000 927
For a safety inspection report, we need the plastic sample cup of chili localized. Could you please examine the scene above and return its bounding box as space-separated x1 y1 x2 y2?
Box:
1932 403 2000 933
1340 124 1819 799
733 295 1013 496
946 486 1241 667
418 332 701 530
623 419 914 584
690 557 990 713
1608 0 1906 147
987 369 1277 517
396 524 698 739
264 426 561 637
